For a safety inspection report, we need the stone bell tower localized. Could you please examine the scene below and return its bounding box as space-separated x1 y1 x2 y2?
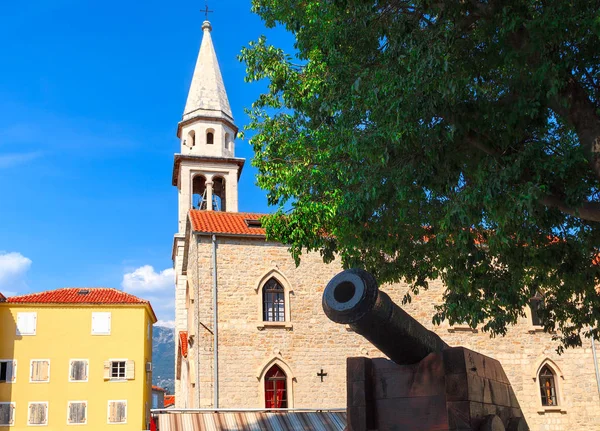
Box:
172 20 245 402
173 19 245 233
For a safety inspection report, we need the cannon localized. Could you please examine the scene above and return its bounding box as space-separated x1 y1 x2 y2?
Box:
323 269 529 431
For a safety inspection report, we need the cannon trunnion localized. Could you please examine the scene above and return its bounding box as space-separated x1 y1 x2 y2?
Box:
323 269 529 431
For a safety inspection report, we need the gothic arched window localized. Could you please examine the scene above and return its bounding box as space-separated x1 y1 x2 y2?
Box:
264 365 287 408
539 365 558 406
206 131 214 145
263 278 285 322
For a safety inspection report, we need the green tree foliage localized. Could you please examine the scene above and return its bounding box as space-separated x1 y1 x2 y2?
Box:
240 0 600 349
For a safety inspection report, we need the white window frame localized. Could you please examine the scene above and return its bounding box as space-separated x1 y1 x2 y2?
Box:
108 359 127 381
66 400 87 426
0 402 16 426
27 401 48 426
107 400 127 424
16 312 37 336
91 312 111 335
0 359 17 384
29 359 50 383
68 359 89 383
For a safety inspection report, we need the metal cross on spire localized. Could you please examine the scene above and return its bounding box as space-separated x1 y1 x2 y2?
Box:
202 2 214 19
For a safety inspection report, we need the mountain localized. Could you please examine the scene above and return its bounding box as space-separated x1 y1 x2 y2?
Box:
152 325 175 394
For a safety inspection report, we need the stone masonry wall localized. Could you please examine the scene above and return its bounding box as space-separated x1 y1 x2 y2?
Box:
181 234 600 430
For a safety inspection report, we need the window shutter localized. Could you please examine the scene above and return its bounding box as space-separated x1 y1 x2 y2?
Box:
92 312 111 334
0 404 13 425
117 402 126 423
103 361 111 379
17 313 36 335
108 402 116 422
6 361 15 383
126 360 135 380
41 361 49 381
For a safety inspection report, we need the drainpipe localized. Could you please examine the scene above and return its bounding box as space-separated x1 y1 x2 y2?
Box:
195 238 200 407
592 329 600 404
212 234 219 408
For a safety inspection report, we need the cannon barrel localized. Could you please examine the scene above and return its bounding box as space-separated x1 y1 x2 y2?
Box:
322 268 449 365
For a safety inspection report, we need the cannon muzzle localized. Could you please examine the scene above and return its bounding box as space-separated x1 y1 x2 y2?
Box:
322 268 449 364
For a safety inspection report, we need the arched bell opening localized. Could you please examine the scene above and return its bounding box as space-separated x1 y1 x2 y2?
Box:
192 175 207 209
212 176 226 211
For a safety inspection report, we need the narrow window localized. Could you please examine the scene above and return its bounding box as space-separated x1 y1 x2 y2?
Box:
92 312 111 335
0 403 15 426
265 365 287 408
0 360 16 383
70 360 88 382
529 294 544 327
68 401 87 425
16 312 37 335
28 402 48 426
152 393 159 409
263 278 285 322
108 401 127 424
539 365 558 406
224 132 230 150
206 131 214 145
187 130 195 148
30 360 50 382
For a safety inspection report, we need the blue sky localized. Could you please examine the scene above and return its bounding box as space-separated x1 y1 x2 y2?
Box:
0 0 295 325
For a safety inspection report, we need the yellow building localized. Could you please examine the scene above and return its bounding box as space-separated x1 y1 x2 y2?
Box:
0 288 156 430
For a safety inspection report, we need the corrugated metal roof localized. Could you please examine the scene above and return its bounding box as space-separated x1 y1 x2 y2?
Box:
156 411 346 431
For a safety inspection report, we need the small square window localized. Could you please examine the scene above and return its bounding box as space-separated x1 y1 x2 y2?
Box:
17 312 37 336
111 361 126 379
68 401 87 425
108 401 127 424
0 403 15 426
28 402 48 426
0 360 17 383
70 360 88 382
92 312 111 335
30 360 50 383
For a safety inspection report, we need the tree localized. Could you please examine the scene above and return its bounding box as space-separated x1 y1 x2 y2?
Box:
240 0 600 350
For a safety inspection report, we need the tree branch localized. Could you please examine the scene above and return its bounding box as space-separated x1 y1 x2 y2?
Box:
549 79 600 181
540 194 600 222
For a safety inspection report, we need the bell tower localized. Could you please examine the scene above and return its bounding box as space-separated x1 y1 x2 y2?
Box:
172 20 245 234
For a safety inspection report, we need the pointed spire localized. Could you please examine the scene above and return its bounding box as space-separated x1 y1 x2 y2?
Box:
182 20 234 123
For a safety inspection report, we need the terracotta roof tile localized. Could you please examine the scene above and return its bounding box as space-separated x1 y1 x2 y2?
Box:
7 288 157 321
164 395 175 408
152 385 167 392
189 210 267 236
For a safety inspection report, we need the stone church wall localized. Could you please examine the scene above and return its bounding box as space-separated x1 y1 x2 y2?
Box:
183 235 600 430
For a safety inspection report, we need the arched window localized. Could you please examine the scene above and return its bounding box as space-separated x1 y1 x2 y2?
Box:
263 278 285 322
186 130 195 148
529 292 544 327
539 365 558 406
212 176 226 211
206 131 214 145
224 132 230 150
264 365 287 408
192 175 207 209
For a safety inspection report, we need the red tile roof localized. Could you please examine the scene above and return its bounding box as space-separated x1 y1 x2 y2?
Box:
189 210 267 236
164 395 175 408
152 385 167 392
179 331 188 358
7 288 157 321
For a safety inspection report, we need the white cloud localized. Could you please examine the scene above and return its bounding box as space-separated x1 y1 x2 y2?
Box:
122 265 175 322
121 265 174 293
0 251 32 292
